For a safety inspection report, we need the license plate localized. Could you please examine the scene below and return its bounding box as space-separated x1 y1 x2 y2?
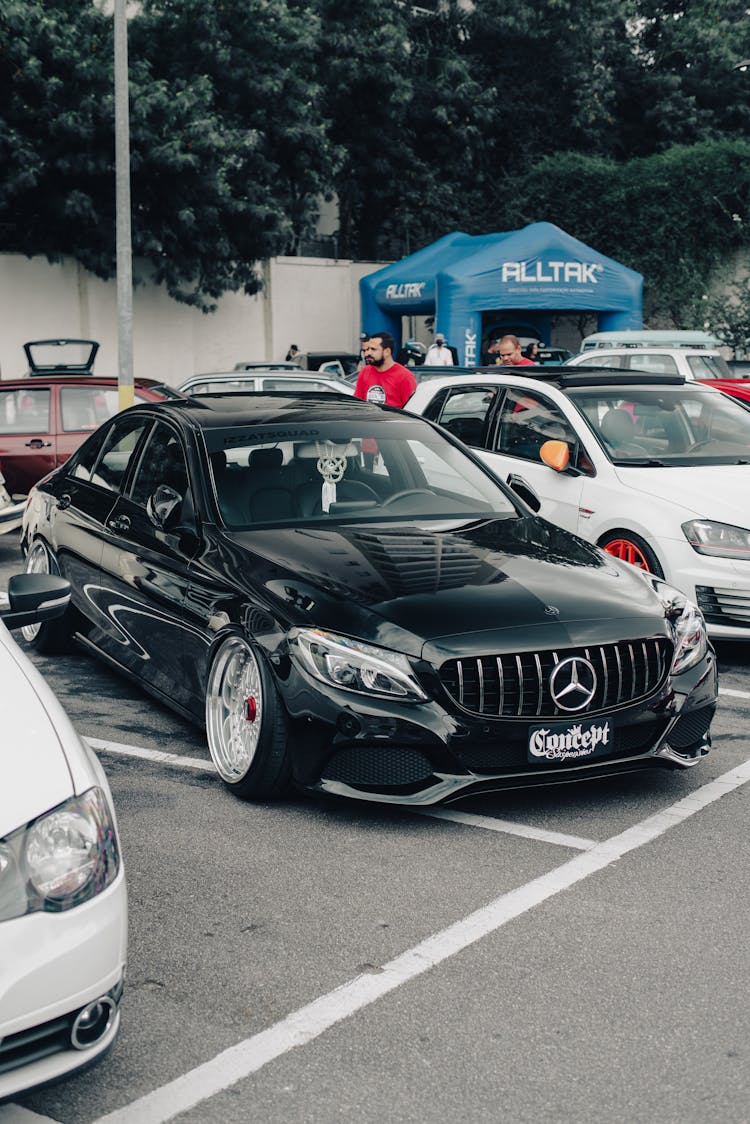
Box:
528 716 614 764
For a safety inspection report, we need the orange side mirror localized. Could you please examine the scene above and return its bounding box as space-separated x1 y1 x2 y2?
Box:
540 439 570 472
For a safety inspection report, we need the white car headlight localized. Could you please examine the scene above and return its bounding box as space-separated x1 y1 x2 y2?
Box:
0 787 120 922
647 578 708 675
291 628 428 702
682 519 750 560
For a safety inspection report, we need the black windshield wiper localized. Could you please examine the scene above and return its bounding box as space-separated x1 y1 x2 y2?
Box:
615 458 667 467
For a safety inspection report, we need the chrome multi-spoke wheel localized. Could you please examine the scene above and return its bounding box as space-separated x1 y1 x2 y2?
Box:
205 635 291 800
21 541 55 646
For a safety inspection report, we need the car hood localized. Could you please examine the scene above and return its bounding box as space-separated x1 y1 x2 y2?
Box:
0 627 75 837
227 516 668 659
612 463 750 526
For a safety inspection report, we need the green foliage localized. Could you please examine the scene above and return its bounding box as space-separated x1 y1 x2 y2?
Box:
493 140 750 324
705 275 750 355
3 0 750 316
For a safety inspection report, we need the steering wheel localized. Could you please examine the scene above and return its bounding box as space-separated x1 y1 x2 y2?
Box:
381 489 436 507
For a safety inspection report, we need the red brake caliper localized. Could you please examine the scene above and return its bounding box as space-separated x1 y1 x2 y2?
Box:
243 697 257 722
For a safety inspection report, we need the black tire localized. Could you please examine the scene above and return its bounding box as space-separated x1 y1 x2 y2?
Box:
598 530 664 577
21 539 74 653
205 634 292 801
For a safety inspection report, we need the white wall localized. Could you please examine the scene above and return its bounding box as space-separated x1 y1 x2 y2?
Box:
0 252 386 384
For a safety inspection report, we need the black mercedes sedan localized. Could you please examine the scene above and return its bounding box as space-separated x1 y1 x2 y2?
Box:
20 394 718 806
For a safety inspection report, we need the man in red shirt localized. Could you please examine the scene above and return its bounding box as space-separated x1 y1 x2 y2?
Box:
497 334 536 366
354 331 417 406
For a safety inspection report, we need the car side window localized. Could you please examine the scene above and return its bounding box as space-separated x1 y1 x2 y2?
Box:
435 386 498 447
89 416 150 492
0 387 51 433
577 354 622 368
129 422 190 508
69 425 113 481
624 354 678 375
60 386 117 431
494 389 581 464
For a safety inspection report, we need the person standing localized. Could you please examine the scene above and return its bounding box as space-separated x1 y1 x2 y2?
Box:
498 334 535 366
424 333 454 366
354 331 417 407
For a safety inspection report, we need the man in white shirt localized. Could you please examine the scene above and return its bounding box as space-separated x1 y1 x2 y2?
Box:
424 333 454 366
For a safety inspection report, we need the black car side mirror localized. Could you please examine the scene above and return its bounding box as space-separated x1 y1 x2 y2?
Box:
1 573 71 630
147 485 183 530
506 473 542 513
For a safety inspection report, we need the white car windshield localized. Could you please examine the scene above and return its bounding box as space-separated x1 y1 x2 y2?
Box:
569 386 750 466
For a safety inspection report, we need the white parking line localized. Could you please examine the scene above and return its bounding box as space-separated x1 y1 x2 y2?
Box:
84 736 215 773
85 737 595 846
85 757 750 1124
718 687 750 700
415 807 596 850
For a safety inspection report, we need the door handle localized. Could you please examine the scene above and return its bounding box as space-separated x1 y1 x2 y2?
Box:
25 439 52 448
57 494 72 510
107 514 131 532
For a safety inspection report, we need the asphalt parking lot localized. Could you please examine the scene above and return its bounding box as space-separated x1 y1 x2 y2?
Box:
2 533 750 1124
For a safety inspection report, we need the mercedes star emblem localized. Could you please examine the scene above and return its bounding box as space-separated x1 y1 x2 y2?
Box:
549 656 597 712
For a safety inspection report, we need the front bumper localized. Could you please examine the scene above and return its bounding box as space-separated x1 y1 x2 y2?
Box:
0 869 127 1101
661 540 750 640
279 645 718 806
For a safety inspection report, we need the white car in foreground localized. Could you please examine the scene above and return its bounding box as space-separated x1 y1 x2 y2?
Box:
0 573 127 1100
407 369 750 640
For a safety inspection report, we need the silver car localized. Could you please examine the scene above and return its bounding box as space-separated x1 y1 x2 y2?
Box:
178 370 354 397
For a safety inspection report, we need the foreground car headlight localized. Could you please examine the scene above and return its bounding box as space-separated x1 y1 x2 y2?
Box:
647 578 708 675
0 788 120 922
682 519 750 560
291 628 428 702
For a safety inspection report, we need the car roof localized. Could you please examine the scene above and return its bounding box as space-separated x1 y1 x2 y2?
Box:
129 391 400 430
568 347 722 359
410 368 690 393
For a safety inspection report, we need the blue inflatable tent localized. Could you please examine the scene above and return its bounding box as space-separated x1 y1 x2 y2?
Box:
359 222 643 365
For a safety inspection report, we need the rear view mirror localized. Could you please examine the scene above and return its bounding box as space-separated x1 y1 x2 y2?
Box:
540 440 571 472
1 573 71 631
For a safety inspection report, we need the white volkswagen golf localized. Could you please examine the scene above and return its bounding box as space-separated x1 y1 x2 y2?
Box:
407 368 750 640
0 573 127 1100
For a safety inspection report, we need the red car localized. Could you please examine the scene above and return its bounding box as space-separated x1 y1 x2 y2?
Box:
705 378 750 407
0 374 174 497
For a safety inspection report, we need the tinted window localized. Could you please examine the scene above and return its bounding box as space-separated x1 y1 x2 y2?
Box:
70 426 113 481
0 388 51 433
90 416 150 492
130 422 189 507
435 386 498 447
205 416 516 528
495 389 578 462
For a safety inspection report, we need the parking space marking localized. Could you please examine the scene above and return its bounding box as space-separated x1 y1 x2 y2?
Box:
85 736 215 773
718 687 750 700
415 808 597 849
89 757 750 1124
85 736 593 844
0 1108 54 1122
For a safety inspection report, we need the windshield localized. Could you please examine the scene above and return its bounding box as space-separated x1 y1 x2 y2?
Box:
203 417 517 528
569 386 750 466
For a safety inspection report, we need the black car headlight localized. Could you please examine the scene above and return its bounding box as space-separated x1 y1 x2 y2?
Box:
0 787 120 922
646 578 708 675
291 628 428 702
682 519 750 560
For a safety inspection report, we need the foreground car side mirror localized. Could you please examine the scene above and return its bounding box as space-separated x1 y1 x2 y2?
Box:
147 485 182 530
1 573 71 630
540 439 572 473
